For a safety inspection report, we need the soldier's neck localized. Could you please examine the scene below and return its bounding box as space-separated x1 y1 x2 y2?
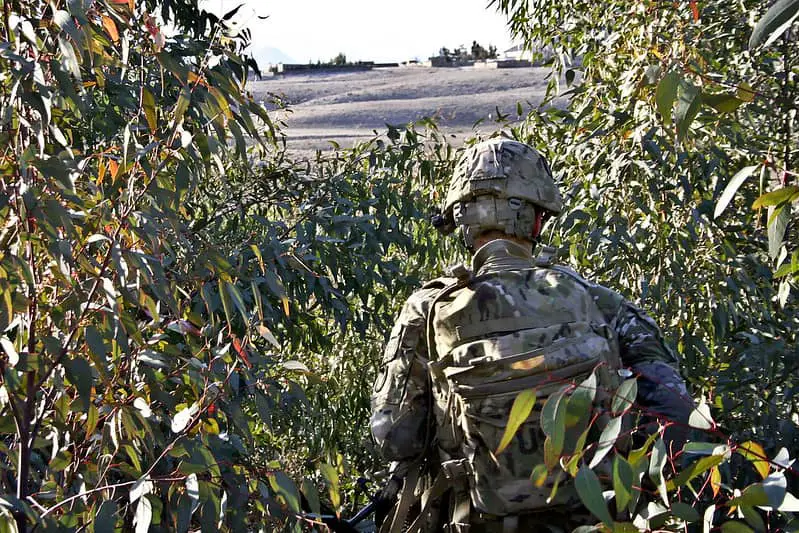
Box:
471 238 534 274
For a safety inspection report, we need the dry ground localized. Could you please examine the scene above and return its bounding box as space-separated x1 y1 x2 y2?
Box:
249 66 555 157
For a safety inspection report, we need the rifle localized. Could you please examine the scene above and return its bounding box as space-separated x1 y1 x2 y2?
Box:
301 468 403 533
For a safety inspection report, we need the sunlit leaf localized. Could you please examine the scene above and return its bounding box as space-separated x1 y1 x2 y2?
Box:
142 87 157 133
688 401 715 430
319 463 340 510
611 378 637 415
737 441 770 480
171 403 199 433
666 454 725 491
715 165 758 219
0 337 19 367
749 0 799 49
531 463 548 488
703 92 745 113
101 15 119 42
753 185 799 208
589 415 622 468
497 388 537 455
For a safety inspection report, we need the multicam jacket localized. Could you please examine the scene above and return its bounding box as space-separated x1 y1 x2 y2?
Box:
370 239 692 462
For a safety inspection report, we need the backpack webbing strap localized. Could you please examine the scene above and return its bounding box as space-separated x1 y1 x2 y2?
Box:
383 465 420 533
454 315 547 344
405 459 471 533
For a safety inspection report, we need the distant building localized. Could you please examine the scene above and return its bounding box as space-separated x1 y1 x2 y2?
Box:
503 43 554 65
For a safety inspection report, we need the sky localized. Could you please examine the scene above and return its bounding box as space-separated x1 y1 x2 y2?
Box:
200 0 514 65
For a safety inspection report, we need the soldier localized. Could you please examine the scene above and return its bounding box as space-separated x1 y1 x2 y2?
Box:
370 139 694 532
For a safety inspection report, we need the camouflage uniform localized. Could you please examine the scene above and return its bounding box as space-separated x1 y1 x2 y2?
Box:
371 239 692 462
370 240 693 530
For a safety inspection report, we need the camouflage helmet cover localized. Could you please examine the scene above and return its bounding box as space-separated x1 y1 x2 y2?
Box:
438 139 563 246
444 138 563 215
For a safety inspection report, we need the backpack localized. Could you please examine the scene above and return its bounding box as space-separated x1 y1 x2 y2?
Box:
425 262 624 516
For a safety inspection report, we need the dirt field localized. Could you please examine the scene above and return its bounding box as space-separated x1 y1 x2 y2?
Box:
249 66 554 156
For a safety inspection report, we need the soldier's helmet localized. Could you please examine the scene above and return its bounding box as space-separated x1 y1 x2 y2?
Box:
434 138 563 248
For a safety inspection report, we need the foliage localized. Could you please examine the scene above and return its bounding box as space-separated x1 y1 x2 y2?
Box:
0 0 294 529
0 0 458 530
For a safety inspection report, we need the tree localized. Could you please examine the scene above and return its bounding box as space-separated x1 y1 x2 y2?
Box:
0 0 285 528
0 1 461 530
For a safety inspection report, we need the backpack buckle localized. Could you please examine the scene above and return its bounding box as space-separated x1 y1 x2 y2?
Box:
441 459 471 480
534 245 557 267
447 263 472 283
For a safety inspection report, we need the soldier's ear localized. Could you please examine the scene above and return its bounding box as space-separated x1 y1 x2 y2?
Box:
531 209 544 239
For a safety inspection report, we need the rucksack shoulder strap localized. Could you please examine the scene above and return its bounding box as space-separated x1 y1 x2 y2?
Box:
550 265 626 317
421 276 456 290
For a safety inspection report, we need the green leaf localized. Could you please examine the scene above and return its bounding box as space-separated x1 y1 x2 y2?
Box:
649 438 669 506
142 87 157 133
49 449 73 472
565 372 596 431
671 501 700 523
703 92 745 113
683 441 731 457
721 521 754 533
540 387 567 437
611 378 637 415
656 71 679 126
301 479 321 515
740 505 767 532
775 259 799 278
589 416 622 468
64 358 93 412
543 436 559 470
319 463 340 511
628 430 660 466
225 282 249 326
749 0 799 49
676 81 702 140
613 456 634 512
666 454 725 491
753 185 799 208
767 205 790 260
218 279 235 327
173 86 192 126
94 500 118 533
714 165 758 219
575 466 614 528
